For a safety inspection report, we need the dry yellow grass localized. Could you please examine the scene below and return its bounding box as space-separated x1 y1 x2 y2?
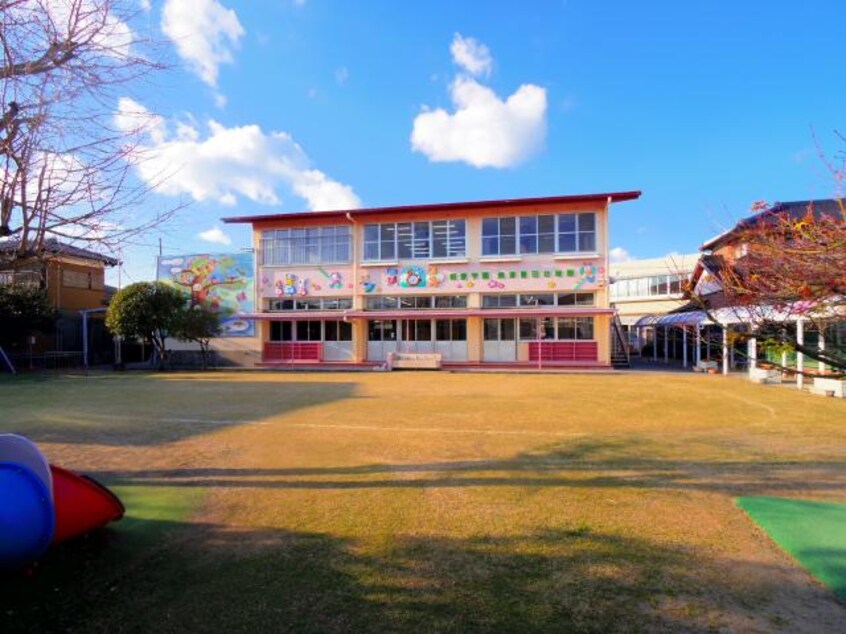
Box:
3 371 846 632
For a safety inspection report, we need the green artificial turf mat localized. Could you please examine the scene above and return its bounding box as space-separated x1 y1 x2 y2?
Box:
738 496 846 600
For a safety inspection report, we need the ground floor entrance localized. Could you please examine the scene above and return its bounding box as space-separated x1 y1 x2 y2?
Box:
367 319 468 362
258 313 605 367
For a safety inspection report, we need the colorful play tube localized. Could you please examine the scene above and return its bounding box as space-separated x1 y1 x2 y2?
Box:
50 465 125 544
0 434 125 569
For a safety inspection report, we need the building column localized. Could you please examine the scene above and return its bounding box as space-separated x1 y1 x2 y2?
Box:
695 326 701 366
819 331 827 375
796 318 805 389
747 336 757 370
663 326 669 363
682 327 688 368
722 326 729 375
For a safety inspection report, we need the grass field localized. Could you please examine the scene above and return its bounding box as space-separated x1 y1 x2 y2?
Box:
2 370 846 633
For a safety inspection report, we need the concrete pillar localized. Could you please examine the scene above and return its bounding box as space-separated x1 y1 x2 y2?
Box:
695 326 701 366
663 326 669 363
747 336 757 370
682 327 688 368
797 318 805 389
722 327 729 375
819 332 827 375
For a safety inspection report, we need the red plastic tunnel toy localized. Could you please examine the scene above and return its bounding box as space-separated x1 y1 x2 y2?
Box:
0 434 125 570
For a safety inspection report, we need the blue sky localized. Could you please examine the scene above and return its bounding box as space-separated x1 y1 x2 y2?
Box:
114 0 845 283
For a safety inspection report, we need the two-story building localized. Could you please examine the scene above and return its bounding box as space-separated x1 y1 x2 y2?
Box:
0 238 118 356
222 191 640 369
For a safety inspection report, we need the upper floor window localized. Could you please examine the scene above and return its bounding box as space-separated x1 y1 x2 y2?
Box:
482 292 595 308
267 297 353 311
363 220 466 261
482 213 597 256
610 274 688 300
261 226 351 266
365 295 468 310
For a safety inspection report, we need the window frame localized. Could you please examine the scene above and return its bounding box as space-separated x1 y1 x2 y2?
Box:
261 226 351 266
363 219 467 262
482 212 598 257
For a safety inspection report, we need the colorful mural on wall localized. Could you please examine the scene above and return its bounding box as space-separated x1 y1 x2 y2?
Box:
157 253 255 337
259 260 606 298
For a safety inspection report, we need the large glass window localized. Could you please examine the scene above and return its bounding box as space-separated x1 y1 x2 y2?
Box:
401 319 432 341
556 213 596 253
261 226 351 265
270 321 293 341
482 293 593 308
483 213 596 256
435 319 467 341
482 294 518 308
483 318 516 341
296 320 322 341
557 292 595 306
482 217 517 256
324 320 353 341
268 297 352 311
270 320 353 342
368 320 397 341
519 294 555 307
556 317 595 340
365 295 467 310
519 318 555 340
434 295 468 308
363 220 466 261
609 274 689 299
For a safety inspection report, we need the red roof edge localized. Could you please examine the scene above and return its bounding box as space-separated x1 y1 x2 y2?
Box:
222 191 642 225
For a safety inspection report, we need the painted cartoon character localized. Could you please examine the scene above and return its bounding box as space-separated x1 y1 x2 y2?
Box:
297 278 309 296
400 266 426 288
284 273 297 296
386 268 399 286
574 264 598 290
361 274 376 294
427 266 445 288
275 279 285 298
329 272 343 289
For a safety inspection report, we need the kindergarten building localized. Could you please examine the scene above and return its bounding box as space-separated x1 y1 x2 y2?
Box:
221 191 640 368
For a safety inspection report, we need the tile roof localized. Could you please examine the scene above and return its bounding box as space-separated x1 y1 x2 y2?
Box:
0 238 119 266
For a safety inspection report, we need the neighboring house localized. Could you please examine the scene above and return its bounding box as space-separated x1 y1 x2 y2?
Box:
0 239 119 355
221 191 640 368
609 253 698 354
633 198 845 375
688 198 845 376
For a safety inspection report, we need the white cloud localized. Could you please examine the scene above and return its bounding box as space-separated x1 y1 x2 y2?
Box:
198 226 232 245
450 33 492 77
161 0 245 87
335 66 349 86
115 97 167 144
139 0 151 10
115 99 361 211
411 76 547 168
41 0 134 58
610 247 633 263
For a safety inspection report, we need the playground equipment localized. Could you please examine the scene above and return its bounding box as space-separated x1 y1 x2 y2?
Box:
0 434 125 570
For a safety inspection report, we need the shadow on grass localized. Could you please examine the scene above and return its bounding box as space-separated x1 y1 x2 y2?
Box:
92 434 846 496
3 515 841 633
1 376 357 446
